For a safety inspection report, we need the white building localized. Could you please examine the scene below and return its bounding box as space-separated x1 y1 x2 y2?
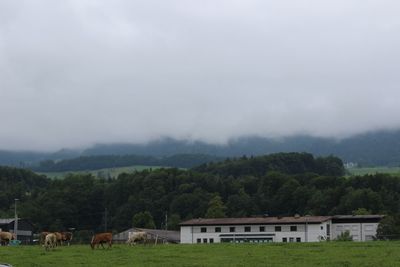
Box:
180 215 383 244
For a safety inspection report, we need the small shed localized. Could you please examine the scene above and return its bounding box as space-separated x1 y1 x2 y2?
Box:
0 218 34 244
113 227 180 244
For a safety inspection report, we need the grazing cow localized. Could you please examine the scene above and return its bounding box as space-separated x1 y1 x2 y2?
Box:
90 233 112 249
54 232 63 246
0 232 15 246
126 231 147 245
44 233 57 251
61 232 73 246
39 232 50 245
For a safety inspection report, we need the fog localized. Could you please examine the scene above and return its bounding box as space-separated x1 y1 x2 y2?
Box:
1 0 400 151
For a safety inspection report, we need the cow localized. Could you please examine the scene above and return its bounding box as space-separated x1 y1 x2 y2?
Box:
90 233 112 249
126 231 147 246
44 233 57 251
54 232 63 246
39 231 50 245
61 232 73 246
0 232 15 246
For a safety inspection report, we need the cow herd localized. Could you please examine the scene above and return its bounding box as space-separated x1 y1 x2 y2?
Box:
40 231 73 251
1 230 148 251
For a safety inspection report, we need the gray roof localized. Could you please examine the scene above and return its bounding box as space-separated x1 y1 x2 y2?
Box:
333 215 384 219
180 216 332 226
113 228 180 243
0 219 15 225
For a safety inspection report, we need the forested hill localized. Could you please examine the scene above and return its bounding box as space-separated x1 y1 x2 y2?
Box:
32 154 223 172
193 153 345 177
2 129 400 167
1 153 400 235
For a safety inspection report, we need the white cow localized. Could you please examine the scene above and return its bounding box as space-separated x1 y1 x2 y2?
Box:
126 231 147 245
44 233 57 251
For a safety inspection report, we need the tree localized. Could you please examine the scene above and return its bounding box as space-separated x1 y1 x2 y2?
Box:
132 211 156 229
376 215 400 240
335 230 353 241
205 195 227 218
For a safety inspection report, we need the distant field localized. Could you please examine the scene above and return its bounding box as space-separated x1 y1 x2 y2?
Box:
347 166 400 176
37 165 162 179
1 242 399 267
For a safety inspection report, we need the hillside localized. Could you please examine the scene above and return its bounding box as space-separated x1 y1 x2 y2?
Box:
2 129 400 167
2 152 400 234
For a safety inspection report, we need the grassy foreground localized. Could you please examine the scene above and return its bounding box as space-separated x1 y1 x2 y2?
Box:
0 242 399 267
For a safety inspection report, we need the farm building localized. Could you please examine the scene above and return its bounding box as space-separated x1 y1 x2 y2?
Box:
180 215 383 244
113 227 180 244
0 218 34 244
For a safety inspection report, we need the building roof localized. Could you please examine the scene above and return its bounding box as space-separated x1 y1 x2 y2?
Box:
0 218 16 225
180 216 332 226
113 227 180 243
332 215 384 219
332 215 384 223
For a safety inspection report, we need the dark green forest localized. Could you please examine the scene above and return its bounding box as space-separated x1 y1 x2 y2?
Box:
33 154 223 172
4 130 400 168
1 153 400 237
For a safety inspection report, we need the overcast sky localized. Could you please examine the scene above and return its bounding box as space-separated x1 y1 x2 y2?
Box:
1 0 400 151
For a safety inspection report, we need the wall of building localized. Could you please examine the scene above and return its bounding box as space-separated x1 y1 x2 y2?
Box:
180 223 330 244
331 222 379 241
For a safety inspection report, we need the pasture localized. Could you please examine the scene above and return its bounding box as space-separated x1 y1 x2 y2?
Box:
37 165 162 179
347 166 400 177
1 242 399 267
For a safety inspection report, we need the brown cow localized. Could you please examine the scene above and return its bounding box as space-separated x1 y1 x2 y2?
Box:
54 232 63 246
61 232 73 246
39 231 50 245
0 231 15 246
90 232 112 249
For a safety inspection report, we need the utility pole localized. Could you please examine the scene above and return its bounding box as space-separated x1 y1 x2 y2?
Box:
14 198 19 240
165 212 168 231
104 208 108 232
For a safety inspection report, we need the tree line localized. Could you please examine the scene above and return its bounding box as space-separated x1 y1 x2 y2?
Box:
32 154 223 172
0 152 399 239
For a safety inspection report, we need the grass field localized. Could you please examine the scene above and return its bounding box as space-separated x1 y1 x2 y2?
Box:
1 242 399 267
347 166 400 176
37 165 162 179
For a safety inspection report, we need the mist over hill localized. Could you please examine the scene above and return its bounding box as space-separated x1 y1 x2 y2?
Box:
1 129 400 167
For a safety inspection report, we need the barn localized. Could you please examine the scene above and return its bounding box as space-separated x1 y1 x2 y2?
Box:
113 228 180 244
0 218 34 244
180 215 384 244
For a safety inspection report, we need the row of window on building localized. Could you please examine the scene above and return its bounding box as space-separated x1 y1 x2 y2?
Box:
196 237 302 244
200 225 300 233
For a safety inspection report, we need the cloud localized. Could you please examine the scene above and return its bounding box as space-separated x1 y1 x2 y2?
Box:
1 0 400 150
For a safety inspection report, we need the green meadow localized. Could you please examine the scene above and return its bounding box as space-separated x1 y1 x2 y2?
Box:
1 242 399 267
347 166 400 176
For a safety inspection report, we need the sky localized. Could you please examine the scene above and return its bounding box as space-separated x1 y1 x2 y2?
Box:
1 0 400 151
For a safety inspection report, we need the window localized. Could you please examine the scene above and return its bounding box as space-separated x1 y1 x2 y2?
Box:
203 238 207 243
210 238 214 243
201 227 207 233
289 237 294 242
230 227 235 232
290 226 297 232
259 226 265 232
275 226 281 232
215 227 221 233
296 237 301 242
365 225 373 231
245 226 251 232
197 238 201 243
282 237 287 242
